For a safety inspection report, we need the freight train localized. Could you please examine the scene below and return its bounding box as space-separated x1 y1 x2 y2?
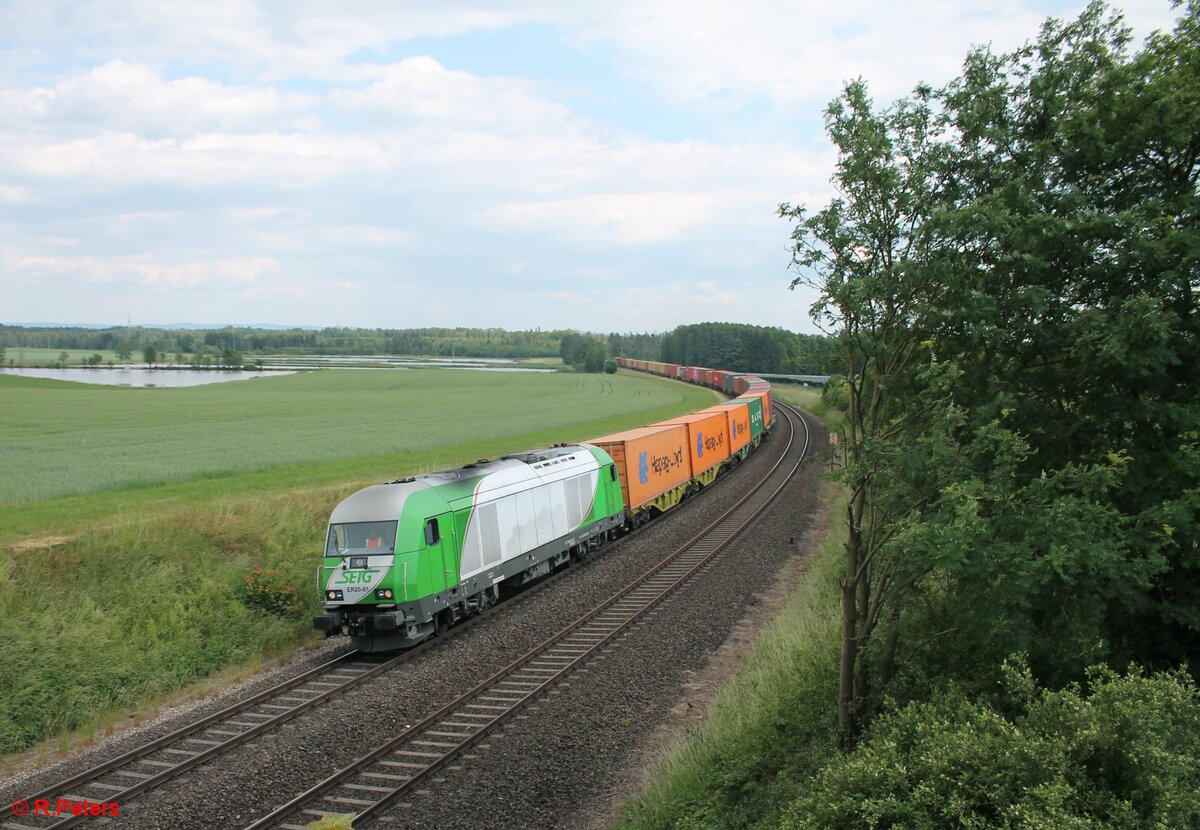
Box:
312 361 774 652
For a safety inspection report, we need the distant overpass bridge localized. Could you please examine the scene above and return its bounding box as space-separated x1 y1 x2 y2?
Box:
745 373 832 386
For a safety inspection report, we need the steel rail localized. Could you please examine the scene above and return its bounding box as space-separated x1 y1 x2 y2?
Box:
246 404 810 830
1 650 422 830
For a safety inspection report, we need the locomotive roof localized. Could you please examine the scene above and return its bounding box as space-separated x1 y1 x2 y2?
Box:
328 444 598 524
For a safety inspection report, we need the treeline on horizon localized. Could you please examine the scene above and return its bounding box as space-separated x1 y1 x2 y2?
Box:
0 322 838 374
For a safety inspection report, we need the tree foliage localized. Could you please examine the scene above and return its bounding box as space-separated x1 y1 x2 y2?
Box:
606 331 665 361
560 332 610 372
784 661 1200 829
782 0 1200 742
0 325 589 360
661 322 836 374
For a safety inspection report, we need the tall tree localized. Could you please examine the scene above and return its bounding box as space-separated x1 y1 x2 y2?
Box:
782 0 1200 742
780 79 942 741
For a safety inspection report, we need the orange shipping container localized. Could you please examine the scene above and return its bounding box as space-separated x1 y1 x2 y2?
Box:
740 388 772 425
653 410 730 477
588 424 692 511
703 402 752 455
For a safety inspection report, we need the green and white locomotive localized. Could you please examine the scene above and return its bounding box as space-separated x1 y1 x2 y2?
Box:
313 444 625 652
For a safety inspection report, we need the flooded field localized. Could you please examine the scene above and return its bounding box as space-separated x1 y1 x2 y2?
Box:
0 367 296 387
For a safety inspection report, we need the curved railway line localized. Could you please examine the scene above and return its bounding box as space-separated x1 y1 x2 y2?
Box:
2 402 810 830
1 652 412 830
247 402 809 830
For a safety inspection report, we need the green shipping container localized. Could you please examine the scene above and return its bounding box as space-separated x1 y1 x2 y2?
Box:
717 396 763 438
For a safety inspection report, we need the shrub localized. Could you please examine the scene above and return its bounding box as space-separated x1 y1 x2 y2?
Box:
241 566 302 618
781 660 1200 829
821 375 848 410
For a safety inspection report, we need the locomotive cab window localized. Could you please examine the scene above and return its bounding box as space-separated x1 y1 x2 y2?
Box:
326 520 397 556
609 465 617 481
424 518 440 546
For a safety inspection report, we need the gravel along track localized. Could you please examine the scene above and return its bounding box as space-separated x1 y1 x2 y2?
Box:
345 407 829 830
5 408 827 830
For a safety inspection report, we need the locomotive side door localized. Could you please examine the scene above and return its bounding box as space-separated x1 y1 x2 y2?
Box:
424 513 455 593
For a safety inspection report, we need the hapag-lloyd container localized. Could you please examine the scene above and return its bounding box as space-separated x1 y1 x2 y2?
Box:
740 388 772 425
702 401 753 455
652 410 730 477
723 395 764 438
588 424 692 512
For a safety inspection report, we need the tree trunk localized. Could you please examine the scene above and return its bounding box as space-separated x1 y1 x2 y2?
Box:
839 488 865 746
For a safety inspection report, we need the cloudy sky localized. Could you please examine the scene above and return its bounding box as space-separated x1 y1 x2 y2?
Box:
0 1 1179 334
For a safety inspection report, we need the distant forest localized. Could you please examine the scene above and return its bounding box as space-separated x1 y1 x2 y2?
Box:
662 323 836 374
0 322 836 374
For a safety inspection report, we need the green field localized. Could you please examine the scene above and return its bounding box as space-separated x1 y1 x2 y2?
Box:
0 368 719 759
2 347 124 365
0 368 718 516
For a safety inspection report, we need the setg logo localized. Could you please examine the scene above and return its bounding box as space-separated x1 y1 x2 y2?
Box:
336 569 380 585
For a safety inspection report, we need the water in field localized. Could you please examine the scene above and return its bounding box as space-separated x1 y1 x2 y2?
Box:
0 367 298 387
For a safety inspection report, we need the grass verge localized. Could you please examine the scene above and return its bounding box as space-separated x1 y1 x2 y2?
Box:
770 384 844 434
612 487 846 830
0 487 334 758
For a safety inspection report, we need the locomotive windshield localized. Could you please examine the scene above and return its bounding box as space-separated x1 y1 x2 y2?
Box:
325 521 398 556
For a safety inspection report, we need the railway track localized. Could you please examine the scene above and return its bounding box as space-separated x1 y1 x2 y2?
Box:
246 403 809 830
0 650 417 830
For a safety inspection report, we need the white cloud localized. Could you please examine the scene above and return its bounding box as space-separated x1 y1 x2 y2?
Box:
330 56 577 135
572 1 1181 111
238 280 309 300
1 61 318 136
0 1 1184 333
0 184 32 203
2 249 281 288
486 191 727 244
226 206 312 224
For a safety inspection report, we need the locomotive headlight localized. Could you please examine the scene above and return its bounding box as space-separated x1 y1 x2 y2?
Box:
374 588 394 600
327 589 344 601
